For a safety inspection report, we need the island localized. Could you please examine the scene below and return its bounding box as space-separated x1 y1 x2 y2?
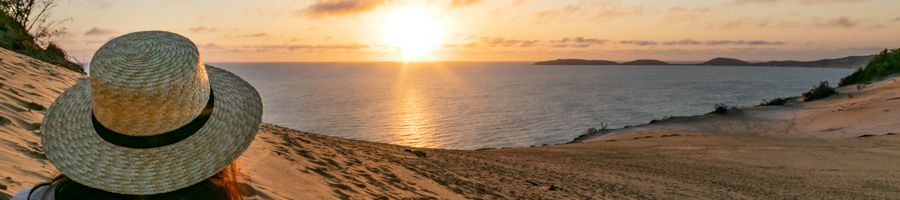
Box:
534 55 875 69
699 57 752 66
622 59 670 65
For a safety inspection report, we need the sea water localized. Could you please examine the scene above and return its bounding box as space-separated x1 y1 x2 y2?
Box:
215 62 852 149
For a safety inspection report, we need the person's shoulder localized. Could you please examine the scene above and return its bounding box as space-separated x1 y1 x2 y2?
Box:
11 186 52 200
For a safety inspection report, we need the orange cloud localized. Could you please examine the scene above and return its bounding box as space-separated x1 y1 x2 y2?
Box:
549 37 606 48
619 40 658 46
534 4 581 24
84 27 116 36
814 16 858 28
301 0 385 18
593 6 644 21
187 26 219 33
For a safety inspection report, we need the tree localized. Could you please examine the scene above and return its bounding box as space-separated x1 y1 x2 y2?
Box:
0 0 68 46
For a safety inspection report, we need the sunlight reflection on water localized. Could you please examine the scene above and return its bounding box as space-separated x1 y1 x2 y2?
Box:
391 65 436 147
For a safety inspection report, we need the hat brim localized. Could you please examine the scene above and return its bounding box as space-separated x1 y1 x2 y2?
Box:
41 65 262 195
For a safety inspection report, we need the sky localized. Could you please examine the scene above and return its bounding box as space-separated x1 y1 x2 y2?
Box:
48 0 900 62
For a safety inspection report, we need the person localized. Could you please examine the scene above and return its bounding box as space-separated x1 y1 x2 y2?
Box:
13 31 263 200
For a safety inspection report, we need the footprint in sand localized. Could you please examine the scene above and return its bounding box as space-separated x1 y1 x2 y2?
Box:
0 116 11 126
660 134 683 138
236 182 274 199
12 117 40 131
634 134 683 140
859 133 898 138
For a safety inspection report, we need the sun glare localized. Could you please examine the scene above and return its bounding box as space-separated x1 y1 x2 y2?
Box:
383 7 445 61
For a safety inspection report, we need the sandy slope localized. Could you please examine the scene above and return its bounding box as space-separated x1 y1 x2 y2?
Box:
0 48 80 198
243 123 900 199
2 48 899 199
576 77 900 142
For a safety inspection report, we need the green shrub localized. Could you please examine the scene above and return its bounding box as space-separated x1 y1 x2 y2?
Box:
712 104 728 114
839 48 900 86
585 122 610 135
45 42 66 59
802 81 836 101
0 12 83 73
760 97 794 106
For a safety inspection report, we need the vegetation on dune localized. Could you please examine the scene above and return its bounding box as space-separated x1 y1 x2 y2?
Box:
0 0 82 73
839 48 900 86
711 104 730 114
802 81 836 101
759 48 896 105
582 122 609 136
760 97 795 106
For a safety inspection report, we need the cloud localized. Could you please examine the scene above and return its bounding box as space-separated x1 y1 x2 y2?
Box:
451 36 605 49
187 26 219 33
893 16 900 22
237 33 269 38
534 4 581 24
548 37 606 48
478 37 540 47
244 44 368 53
662 39 703 46
731 0 868 5
594 5 644 21
625 39 786 47
619 40 658 46
701 17 801 29
199 43 224 50
83 27 115 36
194 43 369 54
704 40 785 45
814 16 858 28
451 0 479 7
301 0 385 18
662 6 712 23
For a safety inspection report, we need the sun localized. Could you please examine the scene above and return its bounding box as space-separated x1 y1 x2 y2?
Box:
383 7 445 61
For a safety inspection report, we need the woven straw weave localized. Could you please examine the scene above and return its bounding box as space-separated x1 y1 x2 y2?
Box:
90 31 210 136
41 31 262 195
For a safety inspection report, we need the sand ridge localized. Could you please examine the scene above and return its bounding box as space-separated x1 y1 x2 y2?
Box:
0 48 81 197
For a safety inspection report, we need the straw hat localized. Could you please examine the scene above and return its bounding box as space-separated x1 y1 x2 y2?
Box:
41 31 262 195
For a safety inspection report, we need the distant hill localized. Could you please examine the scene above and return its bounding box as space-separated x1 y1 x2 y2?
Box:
534 59 618 65
535 54 876 69
623 59 669 65
700 57 752 66
758 55 874 69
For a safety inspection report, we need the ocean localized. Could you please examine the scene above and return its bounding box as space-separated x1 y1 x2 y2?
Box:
215 62 853 150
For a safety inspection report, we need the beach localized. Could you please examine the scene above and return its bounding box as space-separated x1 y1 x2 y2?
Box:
2 49 900 199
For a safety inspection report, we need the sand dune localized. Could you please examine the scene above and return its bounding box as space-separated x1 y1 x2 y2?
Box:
0 48 80 198
242 121 900 199
2 48 900 199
